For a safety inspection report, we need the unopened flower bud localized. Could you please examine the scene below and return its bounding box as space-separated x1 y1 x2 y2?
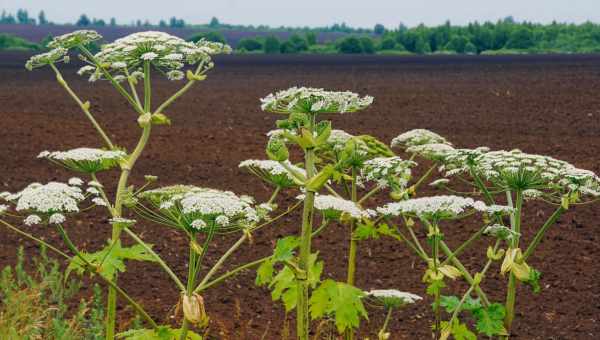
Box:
182 293 209 327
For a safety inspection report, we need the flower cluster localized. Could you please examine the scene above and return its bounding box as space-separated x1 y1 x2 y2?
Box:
358 157 416 190
438 147 491 176
260 87 373 114
443 149 600 197
377 195 489 221
391 129 451 149
141 187 259 232
79 31 231 81
25 48 68 70
326 129 355 151
298 194 366 220
3 182 86 225
239 159 306 188
406 143 455 161
366 289 422 308
47 30 103 49
38 148 127 173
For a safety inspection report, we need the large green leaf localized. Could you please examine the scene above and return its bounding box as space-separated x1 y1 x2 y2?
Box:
67 242 157 280
309 279 368 333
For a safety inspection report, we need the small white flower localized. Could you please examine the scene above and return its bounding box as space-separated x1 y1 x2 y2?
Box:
87 187 100 195
111 62 127 69
191 219 207 230
140 52 158 60
391 129 450 148
68 177 84 186
92 197 108 206
367 289 422 308
166 70 185 81
24 214 42 226
77 65 96 75
429 179 450 187
48 213 66 225
0 204 8 215
261 87 373 114
215 215 229 226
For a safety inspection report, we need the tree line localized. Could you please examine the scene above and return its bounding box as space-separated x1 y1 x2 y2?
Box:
3 9 600 54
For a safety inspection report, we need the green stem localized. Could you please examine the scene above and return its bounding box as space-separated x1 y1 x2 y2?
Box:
297 118 317 340
267 187 281 205
50 64 114 149
440 225 487 266
345 167 358 340
77 45 144 114
123 227 186 291
194 232 248 291
503 190 523 337
55 224 158 329
523 206 565 261
0 220 158 329
143 61 151 112
438 241 490 307
412 164 437 192
196 257 269 292
179 242 198 340
432 224 441 340
378 308 394 340
154 61 208 115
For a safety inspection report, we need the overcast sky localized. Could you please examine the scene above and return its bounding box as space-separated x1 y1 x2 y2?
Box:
3 0 600 28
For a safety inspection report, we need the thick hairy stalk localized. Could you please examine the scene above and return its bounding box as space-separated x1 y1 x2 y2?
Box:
503 190 523 337
297 145 316 340
345 167 358 340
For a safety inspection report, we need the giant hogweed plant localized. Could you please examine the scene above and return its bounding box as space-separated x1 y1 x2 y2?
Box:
0 29 256 340
0 30 597 340
374 130 600 339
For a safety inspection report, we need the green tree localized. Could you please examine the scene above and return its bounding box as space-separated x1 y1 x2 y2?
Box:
209 17 220 28
338 36 363 53
506 26 535 49
305 32 317 46
37 10 48 25
414 35 431 54
464 42 478 54
109 17 116 26
17 9 34 25
359 37 375 53
76 14 90 27
264 35 281 53
237 37 262 51
380 37 396 50
445 35 469 53
374 23 386 35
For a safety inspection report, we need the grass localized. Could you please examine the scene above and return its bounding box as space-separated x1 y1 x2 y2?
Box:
0 246 105 340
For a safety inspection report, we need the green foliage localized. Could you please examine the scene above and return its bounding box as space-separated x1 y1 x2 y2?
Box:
187 31 227 44
337 36 363 54
440 295 507 337
280 34 309 53
237 37 263 51
117 326 203 340
263 35 281 53
309 279 368 333
380 37 396 50
67 242 157 280
0 246 105 339
0 33 39 51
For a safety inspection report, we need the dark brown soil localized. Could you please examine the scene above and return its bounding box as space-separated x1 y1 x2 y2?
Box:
1 53 600 339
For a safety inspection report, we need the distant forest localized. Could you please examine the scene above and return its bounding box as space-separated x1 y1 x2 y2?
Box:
3 8 600 55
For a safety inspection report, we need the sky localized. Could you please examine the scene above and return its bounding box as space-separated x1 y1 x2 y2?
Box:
3 0 600 28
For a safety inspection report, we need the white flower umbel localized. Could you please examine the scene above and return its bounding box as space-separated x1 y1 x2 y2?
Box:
87 31 231 81
439 147 491 177
239 159 306 188
367 289 422 308
47 30 102 50
48 213 66 225
261 87 373 114
406 143 455 162
391 129 451 149
5 182 85 225
326 129 355 151
484 224 520 241
147 188 259 232
24 214 42 226
25 48 68 70
39 148 127 173
139 185 205 204
447 149 600 197
298 194 365 220
359 157 416 190
377 195 488 221
68 177 84 186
